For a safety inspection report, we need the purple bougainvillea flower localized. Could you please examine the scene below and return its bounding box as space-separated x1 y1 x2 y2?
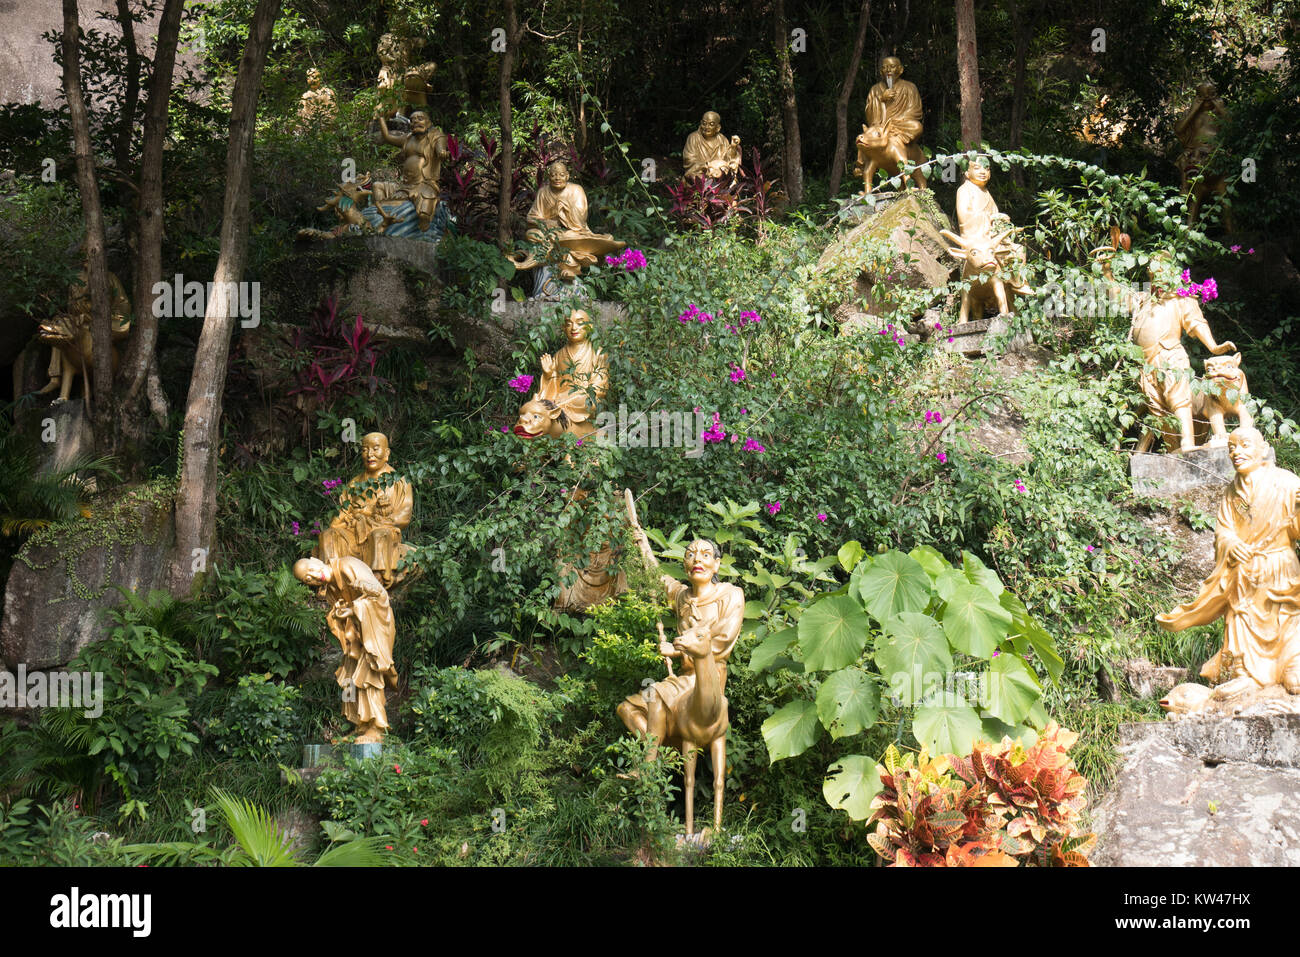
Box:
817 513 827 522
766 502 781 515
508 374 534 393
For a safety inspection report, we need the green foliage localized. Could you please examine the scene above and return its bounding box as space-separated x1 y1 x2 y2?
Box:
193 565 319 679
206 674 303 762
0 797 122 866
752 543 1059 819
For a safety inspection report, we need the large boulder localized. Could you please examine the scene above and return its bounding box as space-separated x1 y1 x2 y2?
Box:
1 485 175 670
814 191 955 333
1093 707 1300 866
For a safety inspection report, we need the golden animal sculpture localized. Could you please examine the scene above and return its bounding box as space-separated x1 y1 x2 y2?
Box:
620 493 744 837
854 124 927 192
855 55 926 193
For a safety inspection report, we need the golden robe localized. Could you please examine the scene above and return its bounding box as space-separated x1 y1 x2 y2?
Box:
1158 463 1300 687
525 181 625 278
324 556 399 731
316 465 413 585
683 131 740 180
622 578 745 714
865 78 923 145
541 339 608 429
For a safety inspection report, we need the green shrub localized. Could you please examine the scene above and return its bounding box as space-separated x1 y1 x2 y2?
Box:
207 674 303 762
194 565 319 679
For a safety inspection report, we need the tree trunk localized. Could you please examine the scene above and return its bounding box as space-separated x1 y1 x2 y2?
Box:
829 0 872 197
1007 0 1030 185
169 0 280 595
955 0 982 146
117 0 186 434
496 0 522 249
112 0 141 180
61 0 115 451
774 0 803 206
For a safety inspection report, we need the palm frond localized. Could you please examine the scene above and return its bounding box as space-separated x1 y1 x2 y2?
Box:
211 786 299 866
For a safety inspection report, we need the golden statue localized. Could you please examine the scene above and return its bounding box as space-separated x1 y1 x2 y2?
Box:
512 160 626 282
314 433 414 588
1158 427 1300 701
855 56 927 191
683 111 742 181
38 267 131 403
1129 256 1237 453
620 513 744 837
376 33 436 113
298 68 337 123
1174 82 1232 230
940 161 1032 323
293 556 398 743
374 110 449 232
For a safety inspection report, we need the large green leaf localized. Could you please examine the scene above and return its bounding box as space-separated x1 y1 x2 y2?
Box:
798 594 870 671
908 544 950 580
933 567 966 603
875 612 952 705
853 551 932 622
999 591 1064 681
823 755 883 821
815 668 880 739
986 653 1042 724
761 700 822 762
942 583 1013 656
749 626 799 672
913 699 983 757
962 550 1005 596
838 540 866 572
979 713 1036 746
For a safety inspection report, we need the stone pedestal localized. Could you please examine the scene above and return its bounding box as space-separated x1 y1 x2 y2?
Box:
1093 713 1300 866
286 741 383 783
1129 446 1237 497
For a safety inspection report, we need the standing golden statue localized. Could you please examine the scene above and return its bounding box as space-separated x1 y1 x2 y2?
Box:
1174 82 1232 230
1158 427 1300 703
293 556 398 743
683 111 742 181
620 509 744 838
940 160 1032 323
855 56 927 192
38 266 131 403
298 68 337 123
1129 256 1237 453
314 433 414 588
512 160 626 283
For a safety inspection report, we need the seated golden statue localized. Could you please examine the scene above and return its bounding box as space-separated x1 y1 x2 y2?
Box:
512 160 626 282
683 111 742 181
855 56 926 192
314 433 414 588
38 267 131 403
1158 427 1300 701
940 161 1032 323
298 68 337 123
374 110 449 232
1129 255 1237 453
1175 82 1232 230
513 309 609 440
294 556 398 743
617 530 744 838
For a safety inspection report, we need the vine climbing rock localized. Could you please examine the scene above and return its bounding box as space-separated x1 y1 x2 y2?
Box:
813 191 954 335
0 486 175 670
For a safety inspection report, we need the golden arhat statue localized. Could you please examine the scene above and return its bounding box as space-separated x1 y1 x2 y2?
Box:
514 308 609 440
314 433 414 588
38 266 131 404
940 159 1032 323
294 556 398 744
855 55 927 191
374 110 450 232
621 506 744 838
1158 427 1300 705
376 33 436 114
512 160 626 283
683 111 742 180
1174 81 1232 230
298 67 337 123
1129 254 1238 453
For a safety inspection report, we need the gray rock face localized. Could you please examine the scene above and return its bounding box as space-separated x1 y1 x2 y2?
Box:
1130 447 1236 497
1 493 174 670
1093 714 1300 866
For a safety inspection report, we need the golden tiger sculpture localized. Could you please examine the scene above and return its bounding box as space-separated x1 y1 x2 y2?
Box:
1194 353 1251 447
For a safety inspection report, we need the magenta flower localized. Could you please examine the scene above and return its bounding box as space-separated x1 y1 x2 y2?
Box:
508 374 534 393
817 513 827 522
743 438 766 452
1248 248 1255 255
1013 479 1027 493
322 478 344 491
290 521 301 536
605 248 647 271
924 410 943 425
935 451 947 464
740 408 748 415
1086 545 1095 553
500 425 509 433
739 310 761 325
678 304 701 323
701 412 726 444
991 650 1001 658
766 502 781 515
730 365 747 383
1230 244 1241 253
